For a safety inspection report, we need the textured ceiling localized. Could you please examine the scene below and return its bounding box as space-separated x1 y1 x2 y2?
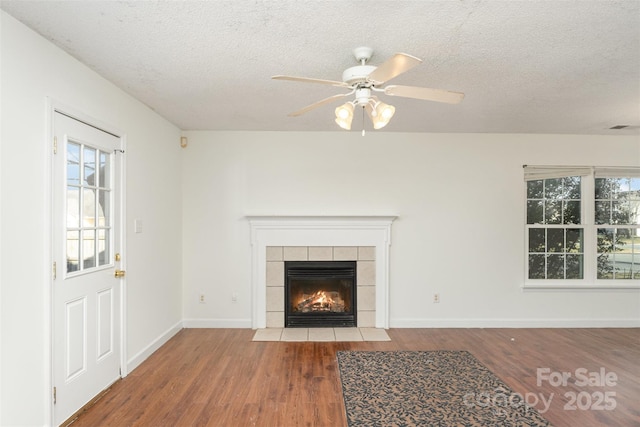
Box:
2 0 639 134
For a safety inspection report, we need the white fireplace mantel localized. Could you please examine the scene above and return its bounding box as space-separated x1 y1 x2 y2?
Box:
247 216 396 329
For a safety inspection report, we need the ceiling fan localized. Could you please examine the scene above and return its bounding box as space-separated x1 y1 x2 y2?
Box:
272 46 464 131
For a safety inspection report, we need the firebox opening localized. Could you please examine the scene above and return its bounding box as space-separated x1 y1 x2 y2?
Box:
285 261 357 328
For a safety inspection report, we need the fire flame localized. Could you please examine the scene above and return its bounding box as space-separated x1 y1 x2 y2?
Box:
296 290 338 312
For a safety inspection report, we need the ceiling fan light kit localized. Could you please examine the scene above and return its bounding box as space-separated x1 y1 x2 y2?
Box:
273 47 464 131
335 103 354 130
370 101 396 129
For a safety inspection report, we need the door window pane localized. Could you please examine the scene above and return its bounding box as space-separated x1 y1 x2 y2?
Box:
83 146 96 186
67 143 80 185
98 228 109 266
83 188 96 226
98 189 110 227
67 230 79 272
99 151 110 188
67 186 80 228
82 229 96 269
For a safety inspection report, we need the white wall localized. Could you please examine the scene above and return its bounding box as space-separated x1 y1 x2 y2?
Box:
1 12 183 426
181 131 640 327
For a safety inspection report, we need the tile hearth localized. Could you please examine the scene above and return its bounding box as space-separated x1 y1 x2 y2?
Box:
252 327 391 342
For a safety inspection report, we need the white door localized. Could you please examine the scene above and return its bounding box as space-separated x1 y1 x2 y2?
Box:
52 112 123 426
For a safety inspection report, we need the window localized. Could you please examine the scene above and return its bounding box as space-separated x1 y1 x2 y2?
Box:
66 141 112 273
594 173 640 280
524 166 640 288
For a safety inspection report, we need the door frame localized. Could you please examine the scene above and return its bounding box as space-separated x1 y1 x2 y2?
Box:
46 99 128 425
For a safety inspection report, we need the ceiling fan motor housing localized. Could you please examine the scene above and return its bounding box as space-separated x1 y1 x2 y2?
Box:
342 65 376 86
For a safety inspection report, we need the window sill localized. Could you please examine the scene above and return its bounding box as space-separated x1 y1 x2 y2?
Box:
523 282 640 290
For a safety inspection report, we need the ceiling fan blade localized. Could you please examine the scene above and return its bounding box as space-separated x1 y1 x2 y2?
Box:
272 75 349 88
384 85 465 104
288 93 349 117
367 53 422 84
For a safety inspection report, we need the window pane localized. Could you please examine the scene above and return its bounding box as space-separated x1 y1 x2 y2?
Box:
595 178 611 199
82 229 96 269
564 176 581 199
595 201 610 224
66 230 79 273
99 151 110 189
545 178 563 199
527 201 543 224
614 230 634 280
633 259 640 280
529 228 545 252
566 254 583 279
597 254 614 279
67 186 80 228
630 205 640 225
527 180 543 199
528 254 545 279
98 189 110 227
566 228 583 253
83 146 96 186
611 201 627 224
597 228 614 250
98 228 109 266
597 228 640 280
547 229 564 252
545 201 562 224
564 200 581 224
67 142 80 185
614 263 632 279
83 188 96 226
612 178 627 196
547 254 565 279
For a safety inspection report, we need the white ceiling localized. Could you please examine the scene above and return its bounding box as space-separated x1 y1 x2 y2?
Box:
2 0 639 134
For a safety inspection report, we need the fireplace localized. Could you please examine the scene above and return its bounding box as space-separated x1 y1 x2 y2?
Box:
247 215 396 329
285 261 357 327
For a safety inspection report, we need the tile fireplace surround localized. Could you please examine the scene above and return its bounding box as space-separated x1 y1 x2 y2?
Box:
247 216 396 329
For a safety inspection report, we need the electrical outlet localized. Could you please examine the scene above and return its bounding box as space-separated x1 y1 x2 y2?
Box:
433 293 440 303
231 293 238 303
199 294 205 303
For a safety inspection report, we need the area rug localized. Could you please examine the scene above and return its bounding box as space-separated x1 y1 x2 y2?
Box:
337 350 551 427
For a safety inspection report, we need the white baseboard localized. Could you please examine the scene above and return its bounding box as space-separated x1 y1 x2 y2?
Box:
390 318 640 328
182 318 252 328
127 320 183 373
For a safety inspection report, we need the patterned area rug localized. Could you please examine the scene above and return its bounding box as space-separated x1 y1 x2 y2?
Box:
337 350 551 427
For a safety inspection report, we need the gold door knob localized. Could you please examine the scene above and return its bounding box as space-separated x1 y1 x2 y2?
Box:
114 270 126 278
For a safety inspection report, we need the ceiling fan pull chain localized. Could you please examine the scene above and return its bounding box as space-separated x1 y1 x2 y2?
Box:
362 106 366 136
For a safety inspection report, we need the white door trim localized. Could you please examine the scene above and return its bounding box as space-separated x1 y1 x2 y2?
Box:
46 99 128 425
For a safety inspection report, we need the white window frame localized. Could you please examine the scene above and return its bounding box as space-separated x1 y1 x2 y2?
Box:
524 166 640 289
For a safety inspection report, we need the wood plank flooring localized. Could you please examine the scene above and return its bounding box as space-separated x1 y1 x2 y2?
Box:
68 328 640 426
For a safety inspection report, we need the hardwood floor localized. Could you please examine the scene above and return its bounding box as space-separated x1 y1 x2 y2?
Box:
69 328 640 427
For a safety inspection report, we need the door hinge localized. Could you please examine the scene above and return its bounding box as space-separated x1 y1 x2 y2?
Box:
53 136 58 154
53 386 57 404
53 262 57 280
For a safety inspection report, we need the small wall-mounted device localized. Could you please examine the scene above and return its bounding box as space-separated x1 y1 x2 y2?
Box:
180 136 188 148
